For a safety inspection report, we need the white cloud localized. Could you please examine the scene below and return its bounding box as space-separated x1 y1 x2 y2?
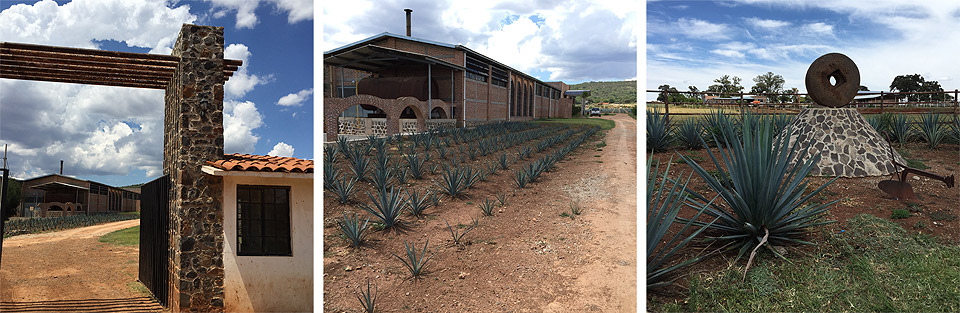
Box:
711 49 745 58
674 18 731 40
0 0 195 181
746 17 790 30
267 142 295 157
276 88 314 106
0 0 195 53
224 43 269 99
323 0 637 82
272 0 313 23
223 100 264 154
207 0 260 29
802 22 833 35
206 0 312 29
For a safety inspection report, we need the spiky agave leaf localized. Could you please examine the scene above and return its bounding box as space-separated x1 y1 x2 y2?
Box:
359 187 406 228
445 219 474 247
646 160 718 289
950 115 960 144
647 108 672 152
331 176 358 204
479 198 496 216
356 279 377 313
890 113 914 145
322 162 340 190
675 118 704 150
405 153 426 179
438 165 468 197
393 239 438 279
918 112 947 148
680 117 838 262
405 188 431 218
337 212 369 247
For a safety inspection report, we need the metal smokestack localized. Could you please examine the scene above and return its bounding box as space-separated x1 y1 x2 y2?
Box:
405 9 413 36
60 160 63 175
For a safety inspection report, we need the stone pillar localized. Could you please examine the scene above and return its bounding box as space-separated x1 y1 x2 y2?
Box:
163 24 226 312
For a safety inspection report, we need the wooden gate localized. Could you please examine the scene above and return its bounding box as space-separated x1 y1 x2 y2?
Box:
139 175 169 306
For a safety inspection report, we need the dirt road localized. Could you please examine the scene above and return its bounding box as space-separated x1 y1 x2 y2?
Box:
0 219 159 312
546 114 638 312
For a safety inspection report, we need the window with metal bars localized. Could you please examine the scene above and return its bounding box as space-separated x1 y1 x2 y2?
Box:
491 67 507 87
465 56 488 82
237 185 292 256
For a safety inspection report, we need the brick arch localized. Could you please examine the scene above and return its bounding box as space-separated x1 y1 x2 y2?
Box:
324 95 451 141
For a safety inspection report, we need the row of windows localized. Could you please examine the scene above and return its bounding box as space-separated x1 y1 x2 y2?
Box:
465 56 489 82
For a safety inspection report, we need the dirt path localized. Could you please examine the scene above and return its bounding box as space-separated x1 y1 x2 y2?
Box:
1 219 159 312
546 114 638 312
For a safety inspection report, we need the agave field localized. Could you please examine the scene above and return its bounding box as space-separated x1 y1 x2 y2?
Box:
646 108 960 312
322 120 618 312
3 212 140 237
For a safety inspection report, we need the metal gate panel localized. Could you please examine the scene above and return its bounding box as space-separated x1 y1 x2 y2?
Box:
139 175 169 306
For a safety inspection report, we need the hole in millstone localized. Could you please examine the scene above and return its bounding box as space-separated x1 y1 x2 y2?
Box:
828 69 846 87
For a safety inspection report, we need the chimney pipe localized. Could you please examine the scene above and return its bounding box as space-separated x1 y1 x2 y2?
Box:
60 160 63 175
405 9 413 36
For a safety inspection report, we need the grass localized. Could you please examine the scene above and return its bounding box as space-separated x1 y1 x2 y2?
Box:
98 226 139 246
649 214 960 312
534 117 615 130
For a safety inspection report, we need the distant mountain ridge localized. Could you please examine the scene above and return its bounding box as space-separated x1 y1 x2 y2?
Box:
569 80 637 104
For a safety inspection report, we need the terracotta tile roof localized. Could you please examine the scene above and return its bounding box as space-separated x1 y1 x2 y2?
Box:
206 154 314 173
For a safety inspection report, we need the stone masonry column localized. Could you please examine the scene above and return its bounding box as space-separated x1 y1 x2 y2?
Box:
163 24 226 312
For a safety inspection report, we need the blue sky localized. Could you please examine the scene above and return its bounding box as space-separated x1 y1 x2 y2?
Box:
646 0 960 100
323 0 638 84
0 0 313 186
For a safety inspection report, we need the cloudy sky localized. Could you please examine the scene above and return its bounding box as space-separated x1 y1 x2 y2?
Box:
646 0 960 100
0 0 313 186
324 0 638 83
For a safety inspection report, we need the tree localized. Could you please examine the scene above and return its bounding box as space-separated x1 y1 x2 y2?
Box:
657 84 687 103
3 178 22 221
688 85 702 102
890 74 925 102
859 85 869 91
779 87 799 103
706 75 744 97
750 72 785 103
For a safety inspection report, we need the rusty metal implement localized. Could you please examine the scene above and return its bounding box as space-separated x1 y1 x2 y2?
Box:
805 53 861 108
878 146 956 201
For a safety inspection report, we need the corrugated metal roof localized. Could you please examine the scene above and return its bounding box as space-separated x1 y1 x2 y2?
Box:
324 32 561 92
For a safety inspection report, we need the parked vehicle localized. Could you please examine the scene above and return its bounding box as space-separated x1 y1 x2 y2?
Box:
589 108 602 117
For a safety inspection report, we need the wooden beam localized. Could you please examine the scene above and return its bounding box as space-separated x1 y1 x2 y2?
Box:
0 73 166 89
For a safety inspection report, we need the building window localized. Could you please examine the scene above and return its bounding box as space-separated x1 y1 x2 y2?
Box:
237 185 292 256
491 67 508 87
465 56 489 82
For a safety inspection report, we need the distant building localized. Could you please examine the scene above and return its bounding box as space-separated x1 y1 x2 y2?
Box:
853 90 901 106
19 174 140 217
323 11 575 141
704 95 768 105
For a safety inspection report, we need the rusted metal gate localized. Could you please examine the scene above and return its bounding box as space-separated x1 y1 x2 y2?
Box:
139 174 170 306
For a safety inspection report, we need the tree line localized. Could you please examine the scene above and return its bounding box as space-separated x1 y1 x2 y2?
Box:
657 72 954 104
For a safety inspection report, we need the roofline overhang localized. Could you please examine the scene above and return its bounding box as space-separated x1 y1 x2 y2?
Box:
324 32 561 92
201 165 314 179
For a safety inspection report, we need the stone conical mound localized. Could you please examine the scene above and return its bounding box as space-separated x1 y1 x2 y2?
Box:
782 108 906 177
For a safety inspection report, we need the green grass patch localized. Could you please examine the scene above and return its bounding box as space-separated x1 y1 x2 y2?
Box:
99 226 140 246
651 214 960 312
534 117 615 130
891 209 911 219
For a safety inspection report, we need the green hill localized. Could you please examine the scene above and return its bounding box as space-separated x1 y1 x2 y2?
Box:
569 80 637 104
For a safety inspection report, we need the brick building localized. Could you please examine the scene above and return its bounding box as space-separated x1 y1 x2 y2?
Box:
323 30 575 141
19 174 140 217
